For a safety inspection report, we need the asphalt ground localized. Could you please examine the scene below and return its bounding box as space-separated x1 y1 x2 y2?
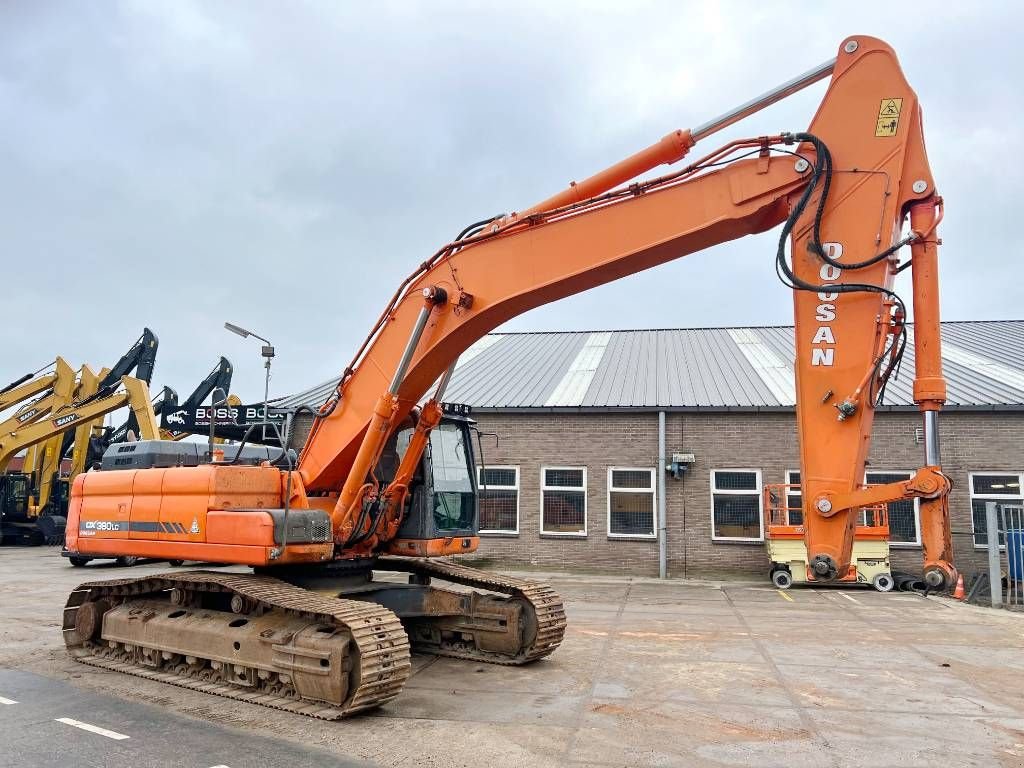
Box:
0 667 366 768
2 547 1024 767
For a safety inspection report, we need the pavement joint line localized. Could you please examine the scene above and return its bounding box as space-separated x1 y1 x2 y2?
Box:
561 582 632 763
55 717 131 740
408 655 442 679
811 588 991 688
721 585 839 766
0 695 18 705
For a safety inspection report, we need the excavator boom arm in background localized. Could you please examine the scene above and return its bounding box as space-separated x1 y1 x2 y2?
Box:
296 36 953 587
0 377 158 470
30 365 106 515
0 358 78 473
0 363 64 412
94 328 159 395
90 329 160 448
160 356 234 440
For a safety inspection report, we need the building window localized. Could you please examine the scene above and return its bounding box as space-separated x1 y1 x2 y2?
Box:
478 466 519 534
970 472 1024 548
607 468 656 539
865 471 919 546
541 467 587 536
711 469 763 541
785 470 803 525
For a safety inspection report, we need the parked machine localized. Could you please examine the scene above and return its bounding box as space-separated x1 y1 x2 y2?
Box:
28 364 108 540
61 328 159 461
153 355 234 442
63 37 956 718
0 358 78 544
764 483 894 591
1 330 161 547
0 375 157 545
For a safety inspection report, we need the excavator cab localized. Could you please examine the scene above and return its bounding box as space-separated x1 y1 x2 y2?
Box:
1 472 50 546
0 474 30 519
385 412 479 555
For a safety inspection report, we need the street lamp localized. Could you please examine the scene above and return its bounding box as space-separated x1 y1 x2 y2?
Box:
224 322 275 442
208 386 228 460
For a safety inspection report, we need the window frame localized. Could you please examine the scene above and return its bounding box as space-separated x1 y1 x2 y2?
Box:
540 465 588 537
969 471 1024 550
710 468 764 543
606 466 657 540
785 470 803 526
864 469 920 547
477 465 520 535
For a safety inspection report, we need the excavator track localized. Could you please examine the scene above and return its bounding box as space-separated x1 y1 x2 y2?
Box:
63 571 411 720
376 556 566 664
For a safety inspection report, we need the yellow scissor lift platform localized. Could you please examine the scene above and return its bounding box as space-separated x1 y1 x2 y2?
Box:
763 484 894 592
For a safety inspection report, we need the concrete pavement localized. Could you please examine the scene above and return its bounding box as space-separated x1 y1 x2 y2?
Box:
1 547 1023 767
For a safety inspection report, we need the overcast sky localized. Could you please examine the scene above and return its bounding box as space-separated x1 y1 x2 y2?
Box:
2 1 1020 403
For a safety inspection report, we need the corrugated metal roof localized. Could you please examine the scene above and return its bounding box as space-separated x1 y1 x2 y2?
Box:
278 321 1024 411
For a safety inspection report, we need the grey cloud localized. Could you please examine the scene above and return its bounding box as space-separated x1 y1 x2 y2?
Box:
1 1 1020 403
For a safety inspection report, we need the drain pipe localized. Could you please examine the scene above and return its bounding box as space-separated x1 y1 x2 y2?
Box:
658 410 667 579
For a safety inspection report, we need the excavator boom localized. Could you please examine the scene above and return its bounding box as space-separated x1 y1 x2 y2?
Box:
292 36 950 585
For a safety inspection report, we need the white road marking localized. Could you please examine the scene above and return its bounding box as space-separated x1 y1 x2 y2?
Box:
0 696 18 705
55 717 130 740
838 592 860 604
208 765 232 768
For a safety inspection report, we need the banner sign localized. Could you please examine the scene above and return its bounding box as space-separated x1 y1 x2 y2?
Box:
161 403 290 441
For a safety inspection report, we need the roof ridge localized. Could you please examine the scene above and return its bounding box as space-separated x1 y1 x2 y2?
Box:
489 319 1024 336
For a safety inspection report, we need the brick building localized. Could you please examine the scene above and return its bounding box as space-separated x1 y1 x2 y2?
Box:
284 321 1024 580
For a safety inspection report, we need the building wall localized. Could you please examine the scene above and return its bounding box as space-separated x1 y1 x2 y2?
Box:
464 410 1024 580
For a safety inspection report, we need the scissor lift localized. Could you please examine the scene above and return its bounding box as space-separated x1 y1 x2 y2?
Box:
763 484 894 592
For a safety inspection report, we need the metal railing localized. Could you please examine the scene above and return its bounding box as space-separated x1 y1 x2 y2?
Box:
986 502 1024 609
762 483 889 539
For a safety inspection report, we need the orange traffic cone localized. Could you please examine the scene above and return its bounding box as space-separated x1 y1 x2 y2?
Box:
952 574 965 600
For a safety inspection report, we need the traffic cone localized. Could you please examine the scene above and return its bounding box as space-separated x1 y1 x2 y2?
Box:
952 574 965 600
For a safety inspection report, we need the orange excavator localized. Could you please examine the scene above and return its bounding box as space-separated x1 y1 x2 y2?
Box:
62 36 954 718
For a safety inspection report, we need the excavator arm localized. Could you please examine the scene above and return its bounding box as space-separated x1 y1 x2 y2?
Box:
0 363 65 412
30 365 105 516
0 377 158 470
0 358 77 473
297 36 953 586
81 329 159 451
94 328 159 396
158 356 234 440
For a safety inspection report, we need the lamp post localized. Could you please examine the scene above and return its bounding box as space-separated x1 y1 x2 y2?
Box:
207 386 228 461
224 322 275 442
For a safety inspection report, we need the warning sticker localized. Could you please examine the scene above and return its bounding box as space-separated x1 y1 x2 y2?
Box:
875 97 903 137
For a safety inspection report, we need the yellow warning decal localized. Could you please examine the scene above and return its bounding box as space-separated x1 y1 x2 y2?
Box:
875 97 903 137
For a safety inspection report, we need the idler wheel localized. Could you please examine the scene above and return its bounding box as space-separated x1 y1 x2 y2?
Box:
75 599 113 642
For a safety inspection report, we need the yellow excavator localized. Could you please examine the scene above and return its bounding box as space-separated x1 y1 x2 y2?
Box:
24 365 109 541
0 375 158 545
25 329 161 540
0 358 78 471
0 359 78 540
